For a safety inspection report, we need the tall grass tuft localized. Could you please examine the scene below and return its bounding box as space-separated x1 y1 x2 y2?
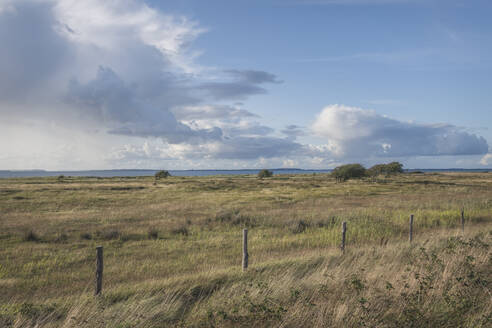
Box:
22 230 40 242
147 227 159 240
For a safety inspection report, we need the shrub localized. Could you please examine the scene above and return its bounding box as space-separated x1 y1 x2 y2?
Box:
290 220 310 234
147 227 159 240
23 230 40 242
80 232 92 240
367 162 404 177
171 226 189 236
119 233 143 242
99 230 121 240
258 169 273 179
213 209 256 227
154 170 170 180
57 175 64 182
332 164 366 182
54 233 68 243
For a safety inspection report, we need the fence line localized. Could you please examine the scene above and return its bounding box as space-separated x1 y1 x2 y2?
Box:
92 209 473 296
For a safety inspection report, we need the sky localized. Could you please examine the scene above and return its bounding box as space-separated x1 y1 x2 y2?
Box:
0 0 491 170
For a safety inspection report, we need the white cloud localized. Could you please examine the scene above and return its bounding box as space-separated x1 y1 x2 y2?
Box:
312 104 489 158
0 1 489 170
480 154 492 166
53 0 204 73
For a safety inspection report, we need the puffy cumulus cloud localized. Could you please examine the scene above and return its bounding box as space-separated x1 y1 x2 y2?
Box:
52 0 204 73
480 154 492 166
312 105 489 158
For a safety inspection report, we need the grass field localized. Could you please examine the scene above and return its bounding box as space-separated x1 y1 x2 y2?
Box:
0 172 491 327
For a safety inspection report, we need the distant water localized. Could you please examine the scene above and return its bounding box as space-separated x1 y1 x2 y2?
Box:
0 169 332 178
0 168 489 178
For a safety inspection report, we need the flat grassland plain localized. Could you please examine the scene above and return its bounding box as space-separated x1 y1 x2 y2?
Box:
0 172 491 327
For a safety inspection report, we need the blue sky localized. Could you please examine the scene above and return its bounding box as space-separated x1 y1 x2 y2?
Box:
0 0 491 169
153 0 492 136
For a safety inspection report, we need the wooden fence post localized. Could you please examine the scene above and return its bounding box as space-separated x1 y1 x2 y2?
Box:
95 246 103 295
242 229 248 271
461 208 465 234
341 221 347 253
409 214 414 243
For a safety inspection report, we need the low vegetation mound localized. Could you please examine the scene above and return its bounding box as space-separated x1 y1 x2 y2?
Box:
332 162 404 182
258 169 273 179
332 163 367 182
368 161 404 177
154 170 170 180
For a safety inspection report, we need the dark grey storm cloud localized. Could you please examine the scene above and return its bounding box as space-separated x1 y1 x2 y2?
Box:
0 1 70 102
224 70 281 84
197 70 282 100
66 67 222 143
0 0 298 160
282 125 306 140
173 105 258 121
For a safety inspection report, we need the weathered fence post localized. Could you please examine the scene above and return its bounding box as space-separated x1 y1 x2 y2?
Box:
341 221 347 253
95 246 103 295
242 229 248 271
409 214 414 243
461 208 465 234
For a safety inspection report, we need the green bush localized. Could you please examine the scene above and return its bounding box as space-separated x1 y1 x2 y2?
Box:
258 169 273 179
367 162 403 177
331 164 366 182
154 170 170 180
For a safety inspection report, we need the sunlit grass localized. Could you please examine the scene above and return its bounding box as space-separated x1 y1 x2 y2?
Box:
0 172 491 326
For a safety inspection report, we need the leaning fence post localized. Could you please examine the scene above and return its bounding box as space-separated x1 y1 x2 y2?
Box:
95 246 103 295
461 208 465 234
409 214 414 243
341 221 347 253
242 229 248 271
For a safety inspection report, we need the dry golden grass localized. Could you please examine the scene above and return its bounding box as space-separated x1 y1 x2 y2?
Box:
0 172 491 327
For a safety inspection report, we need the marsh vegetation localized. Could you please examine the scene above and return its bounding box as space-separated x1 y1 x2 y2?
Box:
0 172 491 327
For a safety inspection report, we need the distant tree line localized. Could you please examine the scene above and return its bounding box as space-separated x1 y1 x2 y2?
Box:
332 162 404 182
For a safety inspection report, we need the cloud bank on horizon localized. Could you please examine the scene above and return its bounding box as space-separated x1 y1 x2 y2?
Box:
0 0 490 170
